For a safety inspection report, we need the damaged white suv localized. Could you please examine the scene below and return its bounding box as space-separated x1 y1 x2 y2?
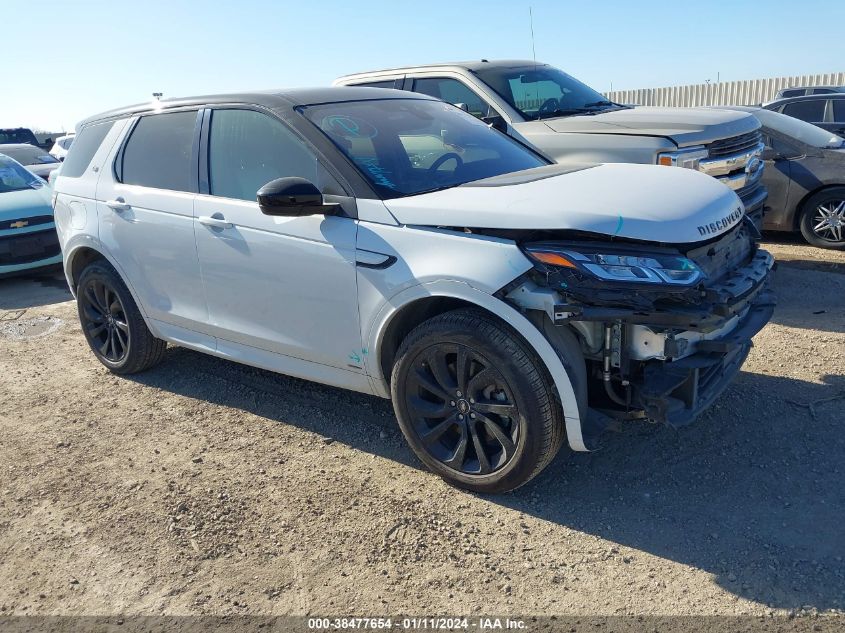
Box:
53 88 774 493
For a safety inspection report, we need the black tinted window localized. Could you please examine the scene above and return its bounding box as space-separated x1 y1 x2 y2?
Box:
61 121 113 178
833 99 845 122
811 88 836 95
121 111 197 191
413 78 492 118
208 109 321 201
779 89 804 98
782 99 826 123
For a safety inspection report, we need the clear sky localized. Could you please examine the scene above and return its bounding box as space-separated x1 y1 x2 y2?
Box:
5 0 844 131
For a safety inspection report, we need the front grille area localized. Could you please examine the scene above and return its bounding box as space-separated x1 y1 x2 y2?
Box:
0 215 54 232
707 130 763 158
684 223 753 285
0 228 60 266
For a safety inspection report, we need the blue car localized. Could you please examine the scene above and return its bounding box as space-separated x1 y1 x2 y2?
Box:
0 153 62 277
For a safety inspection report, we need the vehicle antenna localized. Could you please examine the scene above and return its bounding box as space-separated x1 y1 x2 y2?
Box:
529 6 537 67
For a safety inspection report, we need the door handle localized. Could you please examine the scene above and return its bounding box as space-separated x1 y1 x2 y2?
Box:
106 198 131 212
198 215 233 229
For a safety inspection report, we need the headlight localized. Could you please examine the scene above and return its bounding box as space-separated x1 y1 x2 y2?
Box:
657 146 708 170
525 246 704 286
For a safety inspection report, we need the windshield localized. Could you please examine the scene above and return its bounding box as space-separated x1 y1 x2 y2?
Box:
301 99 547 198
0 156 43 193
0 145 59 166
753 108 844 148
472 64 620 121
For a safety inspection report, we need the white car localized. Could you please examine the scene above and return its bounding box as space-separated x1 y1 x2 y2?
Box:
49 134 75 161
53 88 774 492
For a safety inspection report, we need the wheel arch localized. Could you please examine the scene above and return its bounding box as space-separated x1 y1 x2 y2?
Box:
366 280 589 452
63 239 156 332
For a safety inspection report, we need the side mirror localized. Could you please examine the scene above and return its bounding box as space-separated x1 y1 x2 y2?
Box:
760 147 779 161
482 114 508 134
452 102 469 112
257 177 338 217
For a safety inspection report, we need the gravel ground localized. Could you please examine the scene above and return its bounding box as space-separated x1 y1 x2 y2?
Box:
0 237 843 618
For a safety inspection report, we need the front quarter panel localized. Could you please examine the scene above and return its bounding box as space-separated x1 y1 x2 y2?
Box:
356 223 594 452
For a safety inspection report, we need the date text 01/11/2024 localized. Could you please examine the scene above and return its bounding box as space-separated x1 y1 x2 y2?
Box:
307 617 527 630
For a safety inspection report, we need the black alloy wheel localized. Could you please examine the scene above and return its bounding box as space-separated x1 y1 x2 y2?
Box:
391 308 565 493
76 260 167 374
405 343 519 476
79 278 130 363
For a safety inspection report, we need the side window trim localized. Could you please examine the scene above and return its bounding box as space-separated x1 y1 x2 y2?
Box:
411 76 498 119
201 104 353 201
113 107 202 193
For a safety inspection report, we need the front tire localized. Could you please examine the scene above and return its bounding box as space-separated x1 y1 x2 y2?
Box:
799 188 845 249
391 308 565 493
76 261 167 374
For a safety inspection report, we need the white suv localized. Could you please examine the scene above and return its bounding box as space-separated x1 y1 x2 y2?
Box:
53 88 774 492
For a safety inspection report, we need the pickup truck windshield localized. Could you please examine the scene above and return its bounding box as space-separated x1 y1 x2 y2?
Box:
302 99 546 198
472 65 621 121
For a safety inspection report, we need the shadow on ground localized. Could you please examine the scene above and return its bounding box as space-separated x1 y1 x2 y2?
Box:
130 345 845 612
0 270 71 310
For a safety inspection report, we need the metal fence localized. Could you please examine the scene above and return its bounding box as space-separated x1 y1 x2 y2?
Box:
604 72 845 107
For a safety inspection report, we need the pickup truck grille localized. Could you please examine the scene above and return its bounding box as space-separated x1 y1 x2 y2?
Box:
707 131 763 158
684 223 753 285
697 131 765 207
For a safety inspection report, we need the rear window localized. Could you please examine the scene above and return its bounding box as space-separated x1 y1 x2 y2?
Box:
782 99 826 123
779 89 805 98
120 111 198 192
62 121 114 178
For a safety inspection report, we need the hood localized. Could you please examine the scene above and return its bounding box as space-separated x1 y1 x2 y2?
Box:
541 107 760 147
0 186 53 220
383 163 745 244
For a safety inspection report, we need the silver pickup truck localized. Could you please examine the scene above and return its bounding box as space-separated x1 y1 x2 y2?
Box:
335 60 767 223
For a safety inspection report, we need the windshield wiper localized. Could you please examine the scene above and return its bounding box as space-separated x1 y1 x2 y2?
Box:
534 108 597 120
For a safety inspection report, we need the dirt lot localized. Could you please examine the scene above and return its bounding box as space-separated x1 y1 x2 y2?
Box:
0 236 843 618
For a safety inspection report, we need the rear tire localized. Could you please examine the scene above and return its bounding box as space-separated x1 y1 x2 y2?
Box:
76 261 167 374
391 308 565 493
799 187 845 250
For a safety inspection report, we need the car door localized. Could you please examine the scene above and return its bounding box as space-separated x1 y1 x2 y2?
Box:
97 109 210 334
193 107 362 372
760 133 793 228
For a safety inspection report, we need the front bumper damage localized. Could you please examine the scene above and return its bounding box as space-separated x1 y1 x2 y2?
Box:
506 232 776 432
635 285 773 426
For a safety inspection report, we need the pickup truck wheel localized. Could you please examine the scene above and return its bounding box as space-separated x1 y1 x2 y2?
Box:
799 188 845 249
77 261 167 374
391 308 564 493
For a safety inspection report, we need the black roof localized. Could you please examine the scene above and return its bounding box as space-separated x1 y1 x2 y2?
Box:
79 86 435 128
